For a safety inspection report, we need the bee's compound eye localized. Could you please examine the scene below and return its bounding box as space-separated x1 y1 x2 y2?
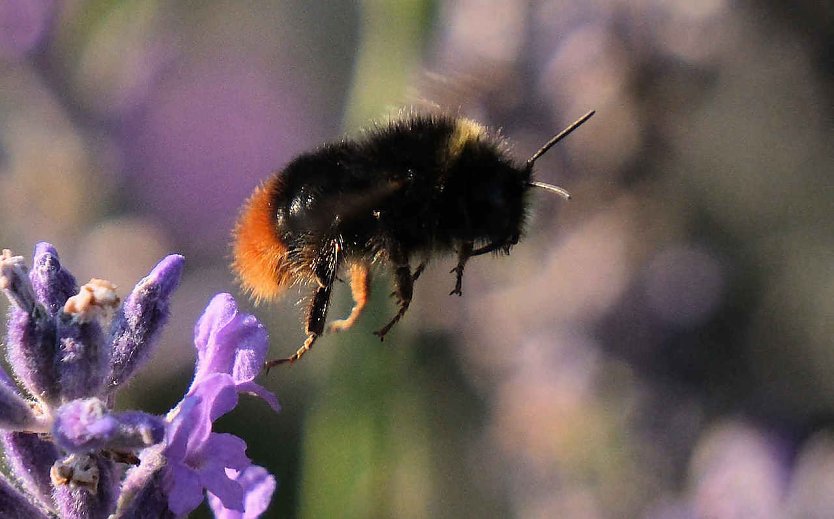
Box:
289 192 316 217
289 197 304 216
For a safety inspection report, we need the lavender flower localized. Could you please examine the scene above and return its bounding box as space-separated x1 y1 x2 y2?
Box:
0 243 278 518
207 465 276 519
156 293 279 517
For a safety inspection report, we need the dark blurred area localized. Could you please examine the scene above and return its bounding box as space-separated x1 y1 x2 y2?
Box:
2 0 833 517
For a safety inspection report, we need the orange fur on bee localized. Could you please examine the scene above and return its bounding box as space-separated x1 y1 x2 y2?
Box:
231 176 292 303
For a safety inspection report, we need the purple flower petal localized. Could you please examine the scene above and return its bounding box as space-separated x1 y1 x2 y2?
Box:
203 375 240 423
192 293 270 386
169 374 239 456
200 433 250 471
235 380 280 412
188 293 277 411
30 242 77 316
199 461 245 513
229 314 268 384
164 463 203 516
192 293 239 382
163 370 264 516
107 255 184 393
163 395 199 461
208 465 276 519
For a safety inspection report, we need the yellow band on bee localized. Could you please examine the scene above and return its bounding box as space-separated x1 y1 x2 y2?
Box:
447 118 486 161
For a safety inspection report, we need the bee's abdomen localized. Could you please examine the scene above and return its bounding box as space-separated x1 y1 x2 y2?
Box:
231 175 294 302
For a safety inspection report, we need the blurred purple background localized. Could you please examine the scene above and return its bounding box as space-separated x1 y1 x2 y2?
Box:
2 0 833 517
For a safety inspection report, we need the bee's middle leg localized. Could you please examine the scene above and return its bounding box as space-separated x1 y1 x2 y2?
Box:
374 251 419 340
328 262 371 333
449 241 473 296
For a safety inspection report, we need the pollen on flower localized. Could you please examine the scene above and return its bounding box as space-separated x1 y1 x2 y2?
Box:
2 248 39 315
0 250 23 290
63 278 120 323
50 453 101 493
29 400 47 418
0 248 24 265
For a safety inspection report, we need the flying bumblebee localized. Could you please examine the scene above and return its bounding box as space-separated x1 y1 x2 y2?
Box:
232 110 594 370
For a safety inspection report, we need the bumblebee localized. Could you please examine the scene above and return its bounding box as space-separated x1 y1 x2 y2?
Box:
232 110 594 369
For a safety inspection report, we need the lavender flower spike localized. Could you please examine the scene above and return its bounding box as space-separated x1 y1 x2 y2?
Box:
0 246 279 518
30 242 78 316
106 254 184 393
3 248 60 403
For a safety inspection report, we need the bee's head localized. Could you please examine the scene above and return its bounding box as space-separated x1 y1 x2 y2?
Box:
441 111 592 245
445 130 530 243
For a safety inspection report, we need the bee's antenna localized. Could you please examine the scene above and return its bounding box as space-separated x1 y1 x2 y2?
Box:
525 110 594 201
526 110 595 168
528 181 572 199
